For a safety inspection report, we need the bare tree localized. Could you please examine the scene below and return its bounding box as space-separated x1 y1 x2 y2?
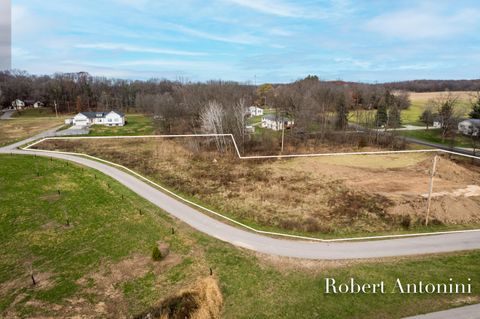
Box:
433 93 459 142
232 98 247 153
200 100 227 152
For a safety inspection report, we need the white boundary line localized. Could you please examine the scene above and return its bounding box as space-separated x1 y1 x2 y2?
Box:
20 134 480 243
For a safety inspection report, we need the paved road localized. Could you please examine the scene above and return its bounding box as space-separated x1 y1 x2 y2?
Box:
349 123 478 157
2 134 480 260
403 303 480 319
0 110 15 119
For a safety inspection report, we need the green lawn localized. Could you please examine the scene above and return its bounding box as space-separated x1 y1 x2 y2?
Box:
351 93 472 127
88 114 155 136
1 155 479 318
402 97 471 126
12 108 68 119
399 129 474 148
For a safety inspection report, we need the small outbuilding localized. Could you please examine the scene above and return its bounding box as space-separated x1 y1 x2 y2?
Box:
248 106 264 117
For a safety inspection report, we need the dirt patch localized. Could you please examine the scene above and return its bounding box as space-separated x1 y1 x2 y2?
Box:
135 277 223 319
76 253 182 317
39 193 61 203
35 138 480 234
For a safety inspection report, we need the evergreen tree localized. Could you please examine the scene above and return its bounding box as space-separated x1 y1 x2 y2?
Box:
335 94 349 130
420 109 434 129
375 103 388 127
388 105 401 128
469 95 480 119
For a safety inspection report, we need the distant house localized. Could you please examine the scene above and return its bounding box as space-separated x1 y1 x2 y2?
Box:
261 114 294 131
11 99 25 110
33 101 44 108
458 119 480 136
245 125 255 133
72 111 125 127
248 106 264 117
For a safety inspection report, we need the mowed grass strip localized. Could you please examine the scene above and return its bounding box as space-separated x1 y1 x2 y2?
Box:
1 155 479 318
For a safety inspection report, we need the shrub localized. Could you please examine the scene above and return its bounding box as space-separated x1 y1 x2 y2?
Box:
152 245 163 261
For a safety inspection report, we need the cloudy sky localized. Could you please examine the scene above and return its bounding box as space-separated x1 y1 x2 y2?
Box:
10 0 480 83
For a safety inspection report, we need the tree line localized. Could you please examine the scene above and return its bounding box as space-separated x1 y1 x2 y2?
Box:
0 71 414 151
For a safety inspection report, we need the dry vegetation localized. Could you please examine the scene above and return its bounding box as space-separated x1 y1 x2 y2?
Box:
0 118 62 146
408 91 475 101
36 137 480 236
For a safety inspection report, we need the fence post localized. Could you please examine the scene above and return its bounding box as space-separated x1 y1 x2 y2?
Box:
425 155 439 226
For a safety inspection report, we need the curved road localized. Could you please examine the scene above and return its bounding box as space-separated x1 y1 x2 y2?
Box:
1 132 480 260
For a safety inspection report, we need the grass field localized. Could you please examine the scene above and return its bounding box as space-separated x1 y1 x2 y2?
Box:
351 91 473 127
402 92 472 126
35 138 480 239
399 129 474 148
88 114 155 136
0 118 63 146
1 154 480 318
12 108 61 119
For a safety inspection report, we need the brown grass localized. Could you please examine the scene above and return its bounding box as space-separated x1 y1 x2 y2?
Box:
35 137 480 235
0 118 62 146
408 91 475 101
136 277 223 319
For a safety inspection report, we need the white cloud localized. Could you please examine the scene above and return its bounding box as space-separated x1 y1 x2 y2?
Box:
75 42 207 56
169 23 262 45
223 0 353 19
224 0 310 18
366 8 480 40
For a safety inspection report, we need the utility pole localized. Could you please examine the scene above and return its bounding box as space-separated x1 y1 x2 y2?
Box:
54 100 58 118
425 154 439 226
281 122 285 153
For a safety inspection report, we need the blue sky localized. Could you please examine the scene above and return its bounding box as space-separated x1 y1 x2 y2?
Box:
11 0 480 83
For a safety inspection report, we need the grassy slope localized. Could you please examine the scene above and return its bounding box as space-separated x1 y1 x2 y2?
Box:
1 155 479 318
88 114 154 136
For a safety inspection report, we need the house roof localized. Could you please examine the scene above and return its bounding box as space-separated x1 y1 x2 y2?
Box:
460 119 480 127
79 112 106 119
108 110 125 117
78 110 124 119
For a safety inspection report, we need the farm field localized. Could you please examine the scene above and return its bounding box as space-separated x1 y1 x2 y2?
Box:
402 91 472 126
88 114 155 136
2 154 480 318
0 117 63 146
35 137 480 238
350 91 473 127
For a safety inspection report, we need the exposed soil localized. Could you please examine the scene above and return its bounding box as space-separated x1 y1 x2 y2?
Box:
35 138 480 234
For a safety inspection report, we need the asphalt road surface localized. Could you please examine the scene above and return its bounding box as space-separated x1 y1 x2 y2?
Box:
403 303 480 319
0 110 15 119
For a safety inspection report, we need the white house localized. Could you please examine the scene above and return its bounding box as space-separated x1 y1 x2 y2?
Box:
248 106 264 117
11 99 25 110
458 119 480 136
72 111 125 127
261 114 294 131
33 101 44 108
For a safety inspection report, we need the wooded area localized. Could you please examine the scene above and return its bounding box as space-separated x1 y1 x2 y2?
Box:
2 70 480 152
